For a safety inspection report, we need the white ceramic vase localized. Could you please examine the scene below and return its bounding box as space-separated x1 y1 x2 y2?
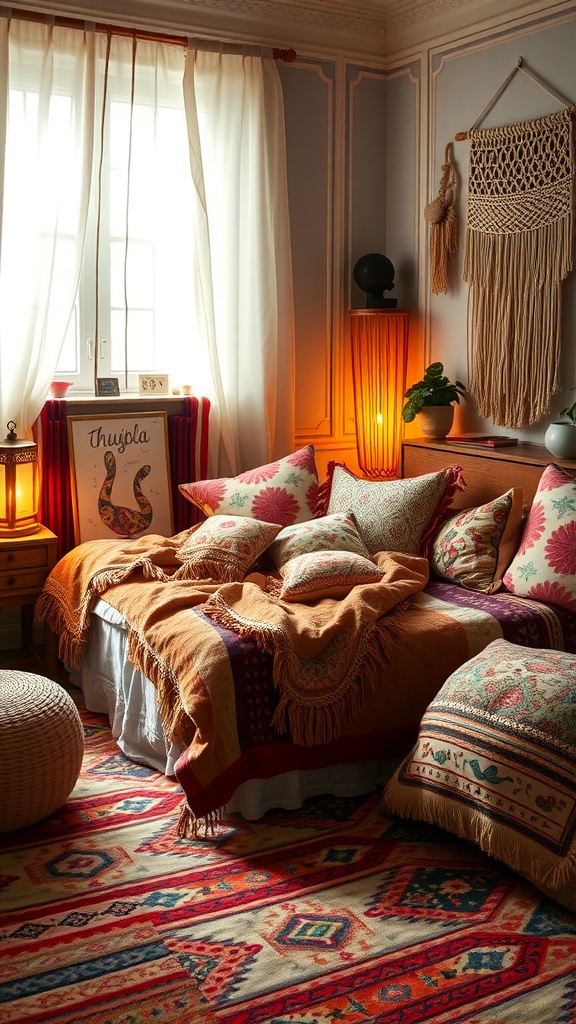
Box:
417 404 454 439
544 421 576 460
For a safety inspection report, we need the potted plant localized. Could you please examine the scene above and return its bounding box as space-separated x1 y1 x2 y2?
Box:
544 391 576 459
402 361 466 438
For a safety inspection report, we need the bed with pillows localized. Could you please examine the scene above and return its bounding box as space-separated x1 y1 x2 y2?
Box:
36 446 576 836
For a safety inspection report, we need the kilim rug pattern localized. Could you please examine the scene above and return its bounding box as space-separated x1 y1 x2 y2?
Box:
2 707 576 1023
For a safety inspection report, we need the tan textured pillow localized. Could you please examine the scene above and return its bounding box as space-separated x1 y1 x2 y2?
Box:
176 515 281 582
430 487 523 593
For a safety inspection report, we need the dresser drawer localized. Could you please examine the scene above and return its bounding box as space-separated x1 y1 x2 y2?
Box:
0 544 51 571
0 567 51 593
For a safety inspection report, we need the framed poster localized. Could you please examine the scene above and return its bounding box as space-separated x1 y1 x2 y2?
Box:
67 412 174 544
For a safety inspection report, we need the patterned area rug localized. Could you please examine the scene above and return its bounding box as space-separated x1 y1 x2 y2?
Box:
3 707 576 1023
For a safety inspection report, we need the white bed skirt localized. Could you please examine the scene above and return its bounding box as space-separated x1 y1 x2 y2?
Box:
75 599 397 820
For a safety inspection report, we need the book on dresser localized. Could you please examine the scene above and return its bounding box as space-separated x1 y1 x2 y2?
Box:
447 434 518 447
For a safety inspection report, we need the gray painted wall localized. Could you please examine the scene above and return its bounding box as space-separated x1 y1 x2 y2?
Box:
278 4 576 475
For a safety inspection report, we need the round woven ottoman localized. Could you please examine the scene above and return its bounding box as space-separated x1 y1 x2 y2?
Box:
0 670 84 833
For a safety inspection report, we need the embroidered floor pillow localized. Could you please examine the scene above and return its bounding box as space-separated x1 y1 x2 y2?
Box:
431 487 523 593
179 445 319 527
381 638 576 910
503 463 576 611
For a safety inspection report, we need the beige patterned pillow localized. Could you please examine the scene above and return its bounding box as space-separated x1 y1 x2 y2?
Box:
431 488 523 593
326 463 463 556
176 515 281 582
278 549 384 602
268 512 370 568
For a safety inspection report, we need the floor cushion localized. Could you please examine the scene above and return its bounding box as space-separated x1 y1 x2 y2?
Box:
0 670 84 832
381 638 576 909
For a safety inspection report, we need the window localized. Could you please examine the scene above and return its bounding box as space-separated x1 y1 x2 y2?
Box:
50 43 203 393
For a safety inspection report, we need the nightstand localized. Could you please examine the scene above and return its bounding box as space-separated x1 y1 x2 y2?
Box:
0 526 58 678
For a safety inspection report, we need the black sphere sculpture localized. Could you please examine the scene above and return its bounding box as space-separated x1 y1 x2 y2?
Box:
353 253 397 308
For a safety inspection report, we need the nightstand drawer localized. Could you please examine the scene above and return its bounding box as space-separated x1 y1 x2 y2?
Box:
0 567 51 593
0 545 51 571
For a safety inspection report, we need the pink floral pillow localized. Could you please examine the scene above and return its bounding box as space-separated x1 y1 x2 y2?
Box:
178 446 319 528
503 463 576 611
278 550 385 602
175 515 281 582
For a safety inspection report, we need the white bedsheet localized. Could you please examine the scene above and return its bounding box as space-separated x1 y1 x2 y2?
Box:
76 598 397 819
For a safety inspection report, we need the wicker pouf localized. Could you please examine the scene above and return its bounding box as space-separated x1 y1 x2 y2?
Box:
0 670 84 833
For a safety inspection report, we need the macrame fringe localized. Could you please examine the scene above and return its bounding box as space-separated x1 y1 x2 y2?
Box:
424 143 459 295
382 777 576 892
178 800 223 839
465 222 571 427
464 108 575 428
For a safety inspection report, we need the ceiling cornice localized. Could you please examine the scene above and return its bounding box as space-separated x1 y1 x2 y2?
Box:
6 0 568 60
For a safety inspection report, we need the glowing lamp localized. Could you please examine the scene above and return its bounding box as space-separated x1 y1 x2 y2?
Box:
349 309 409 479
0 421 40 536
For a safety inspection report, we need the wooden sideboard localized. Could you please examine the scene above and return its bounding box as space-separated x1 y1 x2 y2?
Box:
402 438 576 510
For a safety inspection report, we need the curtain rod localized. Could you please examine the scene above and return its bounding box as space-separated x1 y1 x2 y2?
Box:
1 7 297 61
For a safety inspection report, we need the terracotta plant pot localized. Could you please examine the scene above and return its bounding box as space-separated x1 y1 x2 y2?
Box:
417 405 454 439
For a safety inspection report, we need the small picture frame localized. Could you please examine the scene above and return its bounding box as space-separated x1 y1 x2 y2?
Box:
138 374 169 396
96 377 120 397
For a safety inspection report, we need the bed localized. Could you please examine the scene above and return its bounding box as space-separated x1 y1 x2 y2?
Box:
36 443 576 834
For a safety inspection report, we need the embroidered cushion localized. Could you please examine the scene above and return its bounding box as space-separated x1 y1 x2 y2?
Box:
503 463 576 612
382 638 576 910
267 512 371 569
176 515 281 582
278 549 385 602
179 445 320 528
326 463 463 556
430 487 524 593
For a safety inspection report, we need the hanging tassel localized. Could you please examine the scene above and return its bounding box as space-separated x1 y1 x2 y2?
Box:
424 142 459 294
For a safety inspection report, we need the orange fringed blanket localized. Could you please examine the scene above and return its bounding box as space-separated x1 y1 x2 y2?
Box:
205 551 429 746
35 532 428 832
36 532 428 748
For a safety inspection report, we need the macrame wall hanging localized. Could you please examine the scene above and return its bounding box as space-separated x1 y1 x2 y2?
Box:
457 59 576 428
424 142 459 294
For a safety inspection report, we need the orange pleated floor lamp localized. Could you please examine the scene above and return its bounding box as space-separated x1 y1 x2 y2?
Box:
350 254 409 479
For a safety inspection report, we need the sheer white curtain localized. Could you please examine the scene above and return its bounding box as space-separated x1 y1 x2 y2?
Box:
0 19 94 436
183 46 295 475
0 22 296 471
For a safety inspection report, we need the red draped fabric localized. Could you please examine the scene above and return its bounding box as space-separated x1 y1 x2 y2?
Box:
169 396 211 533
37 396 211 557
38 400 75 560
